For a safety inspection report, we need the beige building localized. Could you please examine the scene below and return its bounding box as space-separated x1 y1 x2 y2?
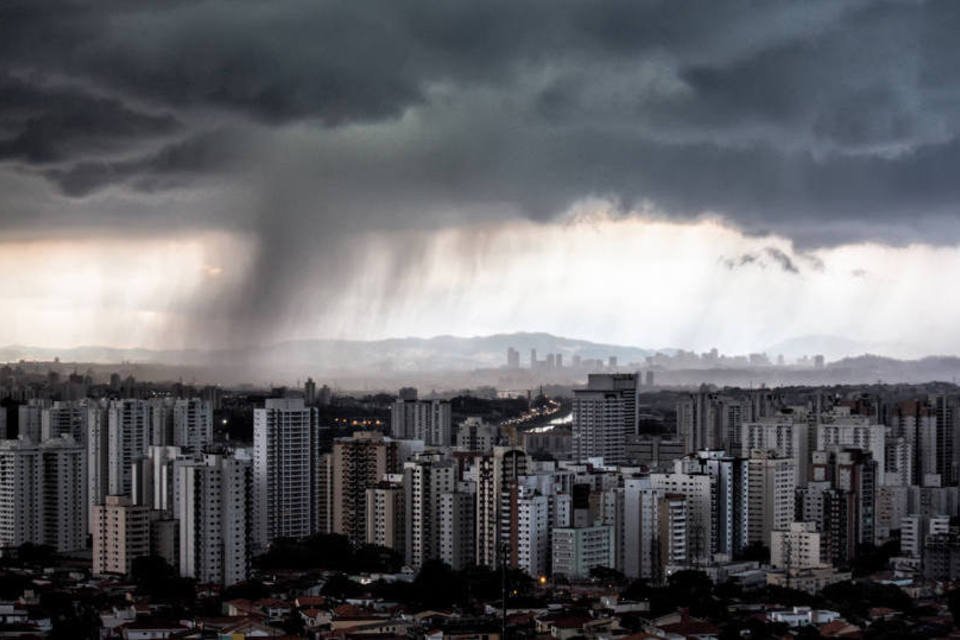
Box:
745 451 796 548
771 522 821 570
365 479 404 554
92 495 151 576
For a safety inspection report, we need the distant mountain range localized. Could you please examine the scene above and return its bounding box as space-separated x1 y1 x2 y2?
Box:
5 333 960 386
0 332 656 372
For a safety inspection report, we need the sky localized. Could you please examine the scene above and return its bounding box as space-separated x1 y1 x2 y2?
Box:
4 1 960 355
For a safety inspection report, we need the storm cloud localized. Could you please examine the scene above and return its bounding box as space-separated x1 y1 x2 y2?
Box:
4 0 960 345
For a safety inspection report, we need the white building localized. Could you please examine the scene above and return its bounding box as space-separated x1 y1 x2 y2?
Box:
741 419 809 483
172 398 213 450
404 452 456 568
177 452 251 586
552 525 615 579
0 438 41 548
650 465 712 564
513 486 550 578
0 436 86 552
391 394 452 446
817 421 886 485
253 398 324 547
572 374 638 465
106 399 153 497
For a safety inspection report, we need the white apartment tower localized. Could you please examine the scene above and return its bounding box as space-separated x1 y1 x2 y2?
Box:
391 393 452 446
403 452 457 569
572 374 638 465
106 399 153 497
177 452 252 586
253 398 324 547
0 439 41 548
512 485 550 577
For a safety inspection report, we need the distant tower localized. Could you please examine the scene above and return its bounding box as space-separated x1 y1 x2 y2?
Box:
304 378 317 405
608 356 618 369
530 349 538 369
645 370 654 387
506 348 520 369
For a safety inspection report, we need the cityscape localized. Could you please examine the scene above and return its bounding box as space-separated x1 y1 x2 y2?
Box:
7 1 960 639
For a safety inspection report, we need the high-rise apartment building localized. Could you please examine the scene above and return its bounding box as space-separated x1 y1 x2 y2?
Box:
0 436 86 552
333 432 399 545
572 374 638 465
365 479 405 554
177 452 252 586
92 495 151 576
552 525 615 579
404 451 456 569
391 392 452 446
439 489 475 570
253 398 325 547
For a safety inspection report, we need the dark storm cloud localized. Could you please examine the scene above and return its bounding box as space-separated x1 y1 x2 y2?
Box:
722 247 804 275
4 0 960 343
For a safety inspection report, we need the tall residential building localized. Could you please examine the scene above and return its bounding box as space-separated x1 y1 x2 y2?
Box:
650 465 713 564
771 522 822 570
0 436 86 552
552 525 615 579
391 393 452 446
172 399 214 450
744 452 796 549
572 374 638 465
177 452 252 586
17 399 50 443
623 476 663 580
817 421 886 485
106 399 153 497
0 439 41 548
510 485 551 577
658 493 689 571
404 452 457 569
41 400 90 443
456 417 498 453
365 479 405 554
92 495 151 576
741 419 810 483
39 436 86 552
476 447 529 567
332 432 399 545
676 389 742 454
439 489 475 570
834 449 878 546
253 398 325 547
